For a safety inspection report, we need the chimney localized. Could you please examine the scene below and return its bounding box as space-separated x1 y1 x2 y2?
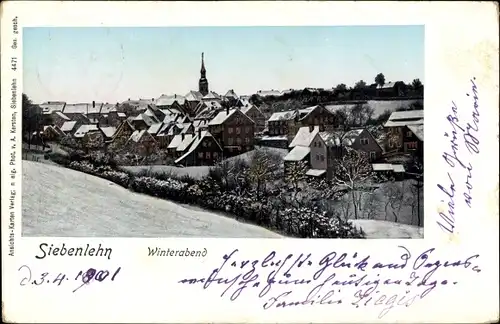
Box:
309 125 314 132
181 133 185 140
226 106 229 114
174 94 177 98
128 98 130 101
152 98 154 102
198 128 202 138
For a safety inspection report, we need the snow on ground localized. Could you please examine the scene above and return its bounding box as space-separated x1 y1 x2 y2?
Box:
122 147 289 179
121 165 210 180
351 219 423 239
22 161 281 238
366 99 422 119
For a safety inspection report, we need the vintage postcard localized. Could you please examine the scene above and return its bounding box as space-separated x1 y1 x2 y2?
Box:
1 1 498 323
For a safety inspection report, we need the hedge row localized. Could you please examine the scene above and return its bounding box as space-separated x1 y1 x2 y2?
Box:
49 152 365 239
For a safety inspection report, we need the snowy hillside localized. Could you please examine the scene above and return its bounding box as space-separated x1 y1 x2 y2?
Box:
351 219 423 239
22 161 281 238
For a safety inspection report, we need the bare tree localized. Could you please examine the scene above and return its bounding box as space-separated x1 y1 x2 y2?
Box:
331 147 373 219
285 160 308 204
247 148 282 199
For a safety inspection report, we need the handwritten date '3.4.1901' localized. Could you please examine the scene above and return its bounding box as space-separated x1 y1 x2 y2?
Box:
18 265 121 293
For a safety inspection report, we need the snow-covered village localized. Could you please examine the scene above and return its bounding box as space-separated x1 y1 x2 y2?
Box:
22 27 424 239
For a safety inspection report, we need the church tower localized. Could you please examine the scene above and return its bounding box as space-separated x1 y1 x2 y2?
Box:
198 52 209 96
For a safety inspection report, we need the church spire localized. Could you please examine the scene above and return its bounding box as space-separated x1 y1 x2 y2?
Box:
199 52 209 96
200 52 206 76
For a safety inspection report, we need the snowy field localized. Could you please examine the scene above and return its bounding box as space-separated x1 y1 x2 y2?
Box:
351 219 423 239
22 161 423 239
22 161 281 238
122 147 289 179
121 165 210 180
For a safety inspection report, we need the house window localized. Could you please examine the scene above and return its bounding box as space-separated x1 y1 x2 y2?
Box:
206 152 211 159
360 138 369 145
207 140 212 147
397 141 402 148
236 137 242 145
228 127 233 134
213 152 218 159
407 131 413 137
370 151 376 160
320 155 325 162
245 126 251 134
245 137 250 144
198 152 204 158
316 154 319 160
202 141 207 147
236 127 241 135
314 118 318 124
228 138 233 145
318 141 322 148
313 142 317 147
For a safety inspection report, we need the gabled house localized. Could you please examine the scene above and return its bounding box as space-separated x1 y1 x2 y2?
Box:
202 91 222 101
126 130 158 156
256 89 282 98
208 107 255 157
223 89 239 106
63 102 103 120
60 120 81 136
99 126 117 142
175 134 196 158
376 81 408 98
39 101 66 115
284 126 320 174
184 90 204 117
239 103 266 133
73 124 100 141
129 113 157 131
174 129 223 166
384 110 424 158
41 125 65 142
50 111 71 128
341 128 383 162
155 94 186 115
108 120 136 152
194 100 223 118
166 133 188 156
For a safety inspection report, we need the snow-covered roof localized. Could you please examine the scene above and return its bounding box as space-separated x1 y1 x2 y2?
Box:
129 130 148 143
319 131 342 147
74 124 99 138
180 123 193 134
175 131 221 164
268 110 296 122
132 113 157 126
208 109 237 126
100 126 117 138
167 134 184 149
284 146 311 161
240 103 262 115
224 89 239 99
54 111 70 120
298 105 332 121
148 123 163 135
156 95 186 106
289 126 320 148
407 124 424 141
100 103 117 114
306 169 326 177
64 103 103 115
260 135 288 141
372 163 406 173
202 91 221 100
40 101 66 114
60 121 78 132
176 134 195 152
117 112 126 117
388 110 424 121
384 119 424 127
185 91 203 101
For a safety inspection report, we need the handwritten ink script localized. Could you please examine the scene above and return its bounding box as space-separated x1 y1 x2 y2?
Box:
18 265 121 293
438 77 480 234
178 247 481 319
35 243 113 260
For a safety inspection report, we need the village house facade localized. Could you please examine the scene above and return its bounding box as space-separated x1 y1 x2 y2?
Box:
208 107 255 158
384 110 424 159
174 130 223 166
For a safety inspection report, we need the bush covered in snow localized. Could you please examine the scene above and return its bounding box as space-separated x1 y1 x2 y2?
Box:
49 153 365 239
